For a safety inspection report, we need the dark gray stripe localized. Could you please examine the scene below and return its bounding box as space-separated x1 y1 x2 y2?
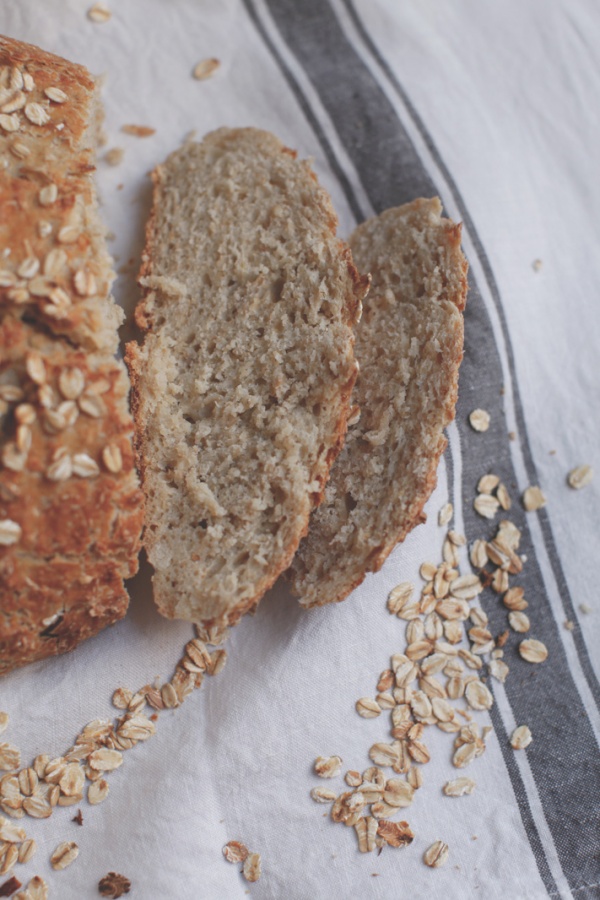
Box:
246 0 600 892
242 0 364 222
443 437 560 896
343 0 600 717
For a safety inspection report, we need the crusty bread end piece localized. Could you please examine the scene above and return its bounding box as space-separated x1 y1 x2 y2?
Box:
0 38 143 674
127 127 368 626
289 198 467 607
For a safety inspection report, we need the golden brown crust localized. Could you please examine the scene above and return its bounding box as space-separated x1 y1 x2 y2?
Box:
0 39 143 674
0 318 143 675
0 36 122 351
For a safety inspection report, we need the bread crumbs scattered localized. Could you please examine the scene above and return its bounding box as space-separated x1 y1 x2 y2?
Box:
121 125 155 138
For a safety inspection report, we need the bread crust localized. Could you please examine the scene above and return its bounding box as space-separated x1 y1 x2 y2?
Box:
128 127 368 626
289 198 467 607
0 38 143 674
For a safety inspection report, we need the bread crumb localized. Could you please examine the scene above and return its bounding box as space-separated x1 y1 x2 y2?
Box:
121 125 155 138
105 147 124 166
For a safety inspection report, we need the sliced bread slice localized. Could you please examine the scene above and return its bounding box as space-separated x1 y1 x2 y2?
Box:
127 127 368 626
289 198 467 607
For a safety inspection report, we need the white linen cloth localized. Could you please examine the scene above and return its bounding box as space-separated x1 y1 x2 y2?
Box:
1 1 599 897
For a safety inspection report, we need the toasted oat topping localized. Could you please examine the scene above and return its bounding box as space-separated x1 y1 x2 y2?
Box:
0 520 21 546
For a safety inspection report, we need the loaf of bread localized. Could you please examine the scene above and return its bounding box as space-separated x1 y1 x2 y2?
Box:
127 128 368 626
0 37 143 674
289 199 467 607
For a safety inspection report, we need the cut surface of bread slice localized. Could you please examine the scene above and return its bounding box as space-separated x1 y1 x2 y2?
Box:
289 198 467 608
0 38 143 675
127 127 368 626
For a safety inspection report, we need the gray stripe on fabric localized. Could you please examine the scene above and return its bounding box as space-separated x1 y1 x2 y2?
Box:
240 0 364 222
244 0 600 892
342 0 600 715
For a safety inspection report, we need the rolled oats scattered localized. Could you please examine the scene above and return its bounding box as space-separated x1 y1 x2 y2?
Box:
469 409 490 432
88 2 111 23
223 840 249 863
496 483 512 510
88 779 109 805
477 474 499 494
310 787 337 804
314 756 342 778
17 838 36 865
0 844 18 874
387 582 413 614
424 840 449 868
0 713 9 736
465 680 494 710
407 766 424 790
519 639 548 664
474 493 500 519
243 852 261 883
344 771 362 788
0 818 26 844
377 819 414 848
503 587 527 611
0 745 20 772
508 611 530 633
449 574 482 601
510 725 533 749
522 486 546 511
452 742 478 769
192 58 221 80
382 778 414 808
443 777 475 797
355 698 381 719
489 658 509 683
17 768 37 797
23 795 52 819
567 465 593 490
88 749 123 772
50 840 79 870
438 502 453 526
369 742 400 768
